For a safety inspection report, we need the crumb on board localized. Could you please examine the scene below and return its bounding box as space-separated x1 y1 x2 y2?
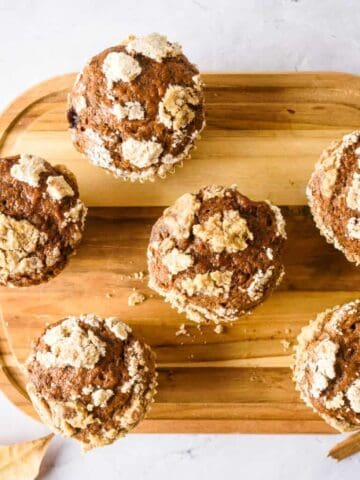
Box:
280 339 291 351
132 271 147 280
214 324 225 335
128 290 147 306
106 292 113 299
175 323 189 337
118 271 148 281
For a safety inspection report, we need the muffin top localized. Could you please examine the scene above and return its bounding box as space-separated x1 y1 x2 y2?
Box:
148 185 286 323
0 154 87 287
307 131 360 264
294 300 360 432
25 314 157 451
68 33 205 182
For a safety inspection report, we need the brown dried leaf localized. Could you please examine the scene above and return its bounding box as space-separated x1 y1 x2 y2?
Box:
0 433 54 480
328 431 360 461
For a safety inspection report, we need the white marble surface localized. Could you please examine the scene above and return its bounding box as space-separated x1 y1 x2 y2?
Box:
1 0 360 478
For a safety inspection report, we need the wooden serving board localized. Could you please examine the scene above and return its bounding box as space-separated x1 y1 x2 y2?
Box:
1 72 360 434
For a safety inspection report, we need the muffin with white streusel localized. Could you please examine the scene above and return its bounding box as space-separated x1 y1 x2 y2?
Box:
0 154 87 287
294 300 360 432
68 33 205 182
307 130 360 264
25 314 157 451
147 185 286 323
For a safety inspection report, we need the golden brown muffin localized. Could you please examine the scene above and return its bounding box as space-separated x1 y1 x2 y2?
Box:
147 185 286 323
307 131 360 264
68 33 205 182
25 314 157 451
294 300 360 432
0 154 87 287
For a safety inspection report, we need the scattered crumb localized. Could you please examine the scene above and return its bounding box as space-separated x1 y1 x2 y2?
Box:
175 323 189 337
284 328 291 334
132 271 147 280
106 292 113 299
128 290 147 306
280 339 291 351
118 270 148 281
214 324 225 335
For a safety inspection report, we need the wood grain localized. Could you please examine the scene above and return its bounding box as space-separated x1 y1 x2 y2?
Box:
1 72 360 207
1 72 360 433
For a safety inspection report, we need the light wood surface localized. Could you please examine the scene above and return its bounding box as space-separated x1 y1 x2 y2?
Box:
1 72 360 433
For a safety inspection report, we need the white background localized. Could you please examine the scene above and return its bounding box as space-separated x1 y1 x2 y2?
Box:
1 0 360 478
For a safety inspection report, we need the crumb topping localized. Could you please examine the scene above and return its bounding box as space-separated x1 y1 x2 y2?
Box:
310 338 338 398
181 270 233 297
163 193 201 240
347 217 360 240
158 85 200 130
35 317 106 369
163 248 193 275
266 202 287 238
346 172 360 211
324 392 345 410
121 138 163 168
193 210 253 253
111 101 144 121
62 199 87 229
46 176 74 201
247 267 274 301
0 212 47 282
102 52 141 87
126 33 182 62
74 95 86 113
85 129 113 169
104 317 131 340
91 389 114 408
10 154 46 187
346 379 360 413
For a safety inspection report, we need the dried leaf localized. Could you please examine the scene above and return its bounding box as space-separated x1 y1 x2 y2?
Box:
328 431 360 461
0 433 54 480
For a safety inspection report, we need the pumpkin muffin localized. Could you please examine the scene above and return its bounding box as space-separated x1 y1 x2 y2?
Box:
25 314 157 451
68 33 205 182
0 154 87 287
294 300 360 432
147 185 286 323
307 131 360 264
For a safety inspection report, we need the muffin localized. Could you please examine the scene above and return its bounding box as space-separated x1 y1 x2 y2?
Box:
25 314 157 451
147 185 286 323
68 33 205 182
294 300 360 432
307 130 360 264
0 154 87 287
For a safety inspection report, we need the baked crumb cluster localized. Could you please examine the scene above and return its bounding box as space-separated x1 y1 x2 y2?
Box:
147 185 286 323
25 314 157 451
0 154 87 286
294 300 360 432
307 131 360 264
68 33 205 182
